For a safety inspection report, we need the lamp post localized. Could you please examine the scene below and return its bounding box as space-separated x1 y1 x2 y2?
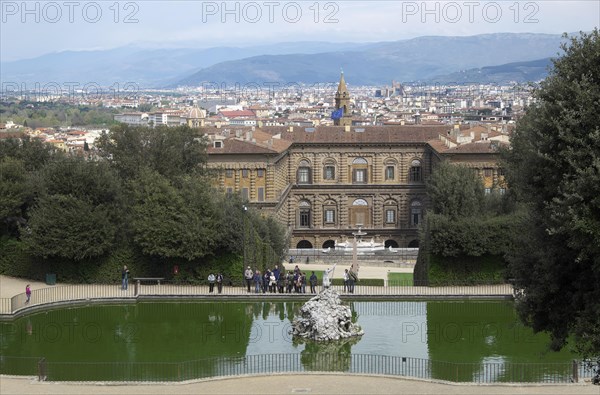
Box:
242 205 248 269
351 226 367 277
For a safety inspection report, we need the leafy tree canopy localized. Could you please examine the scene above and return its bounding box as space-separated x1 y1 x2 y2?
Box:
426 161 485 218
22 158 124 260
129 169 220 260
504 30 600 358
96 124 208 180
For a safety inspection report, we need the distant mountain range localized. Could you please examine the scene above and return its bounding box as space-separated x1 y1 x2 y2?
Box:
429 57 553 84
0 33 566 89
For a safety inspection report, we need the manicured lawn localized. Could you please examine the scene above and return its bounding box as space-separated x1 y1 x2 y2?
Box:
387 272 413 286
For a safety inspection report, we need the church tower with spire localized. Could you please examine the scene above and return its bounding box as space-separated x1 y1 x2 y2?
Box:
334 71 352 127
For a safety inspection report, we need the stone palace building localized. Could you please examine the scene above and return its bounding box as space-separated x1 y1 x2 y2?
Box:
200 74 506 249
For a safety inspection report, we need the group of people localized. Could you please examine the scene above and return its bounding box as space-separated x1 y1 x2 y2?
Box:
343 269 357 293
245 265 319 294
207 272 224 293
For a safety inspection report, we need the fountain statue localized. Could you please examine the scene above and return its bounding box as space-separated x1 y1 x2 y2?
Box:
291 288 364 341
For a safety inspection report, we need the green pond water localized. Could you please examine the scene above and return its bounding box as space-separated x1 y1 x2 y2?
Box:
0 301 579 381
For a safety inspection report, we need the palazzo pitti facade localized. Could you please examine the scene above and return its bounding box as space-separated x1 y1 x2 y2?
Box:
201 75 505 249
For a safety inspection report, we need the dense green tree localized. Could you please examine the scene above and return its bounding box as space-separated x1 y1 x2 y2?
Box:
0 158 29 224
0 135 61 171
22 158 124 260
426 161 485 218
129 169 220 260
96 124 208 180
504 30 600 358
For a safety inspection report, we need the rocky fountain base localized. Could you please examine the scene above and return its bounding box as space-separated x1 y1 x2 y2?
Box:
291 288 364 341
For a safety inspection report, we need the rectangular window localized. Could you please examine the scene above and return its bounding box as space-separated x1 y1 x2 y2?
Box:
385 166 395 180
354 212 365 226
324 209 335 224
498 168 505 176
409 167 421 182
241 188 249 200
499 188 506 195
485 188 491 195
353 169 367 183
324 166 335 180
242 169 249 178
412 213 420 226
257 169 265 177
300 210 310 227
257 187 264 202
226 187 233 195
484 168 493 177
298 168 310 184
385 209 395 223
225 169 233 178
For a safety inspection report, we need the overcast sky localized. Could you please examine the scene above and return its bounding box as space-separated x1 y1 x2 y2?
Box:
1 0 598 61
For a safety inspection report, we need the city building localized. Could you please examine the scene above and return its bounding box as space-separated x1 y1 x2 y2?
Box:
204 73 506 249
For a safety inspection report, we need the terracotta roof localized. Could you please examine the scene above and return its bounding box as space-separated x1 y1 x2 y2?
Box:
280 125 450 145
443 141 507 154
219 110 256 118
207 139 279 155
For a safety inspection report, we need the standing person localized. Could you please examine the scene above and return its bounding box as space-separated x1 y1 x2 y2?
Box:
25 284 31 303
309 272 317 293
272 265 281 284
121 265 130 290
301 272 307 294
348 270 356 294
277 271 285 293
208 273 216 293
244 266 254 292
262 270 270 294
286 271 294 293
216 273 223 293
294 272 302 293
343 269 350 292
269 271 277 293
254 270 262 293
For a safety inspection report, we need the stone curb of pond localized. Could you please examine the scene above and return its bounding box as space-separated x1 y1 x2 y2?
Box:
5 372 594 388
0 293 513 321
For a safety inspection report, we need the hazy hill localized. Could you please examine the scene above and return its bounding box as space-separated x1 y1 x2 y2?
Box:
0 42 367 88
176 33 565 86
0 33 565 88
429 58 553 84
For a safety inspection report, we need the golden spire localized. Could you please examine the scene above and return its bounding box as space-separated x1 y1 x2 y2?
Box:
336 69 348 96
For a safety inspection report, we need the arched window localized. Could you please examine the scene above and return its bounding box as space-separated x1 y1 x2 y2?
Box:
322 240 336 249
351 199 369 227
298 200 311 228
297 240 313 249
410 200 422 227
297 159 312 184
323 159 336 180
385 240 399 248
409 159 422 182
352 157 368 184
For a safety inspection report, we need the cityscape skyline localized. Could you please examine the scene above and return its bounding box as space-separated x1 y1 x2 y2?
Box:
1 1 598 62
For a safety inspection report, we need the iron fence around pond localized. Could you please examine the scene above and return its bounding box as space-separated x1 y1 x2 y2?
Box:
9 353 593 384
0 281 514 316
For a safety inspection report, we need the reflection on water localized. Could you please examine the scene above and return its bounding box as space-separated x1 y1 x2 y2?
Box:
0 300 579 382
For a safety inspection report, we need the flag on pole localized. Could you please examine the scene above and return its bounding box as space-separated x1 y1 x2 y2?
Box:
331 108 344 120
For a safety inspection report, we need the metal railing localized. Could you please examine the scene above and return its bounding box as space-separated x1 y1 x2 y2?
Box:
287 248 419 263
4 353 592 383
0 281 514 317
